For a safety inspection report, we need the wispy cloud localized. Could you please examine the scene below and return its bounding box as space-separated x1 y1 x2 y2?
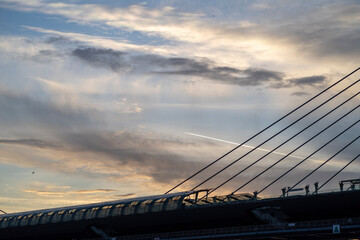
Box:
271 75 327 89
0 129 213 186
23 188 117 196
72 47 128 72
0 88 99 133
1 0 359 211
0 139 55 148
3 0 357 76
0 32 328 90
70 46 328 88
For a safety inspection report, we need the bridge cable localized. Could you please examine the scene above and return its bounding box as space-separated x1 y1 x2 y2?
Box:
165 67 360 194
258 119 360 194
248 106 359 195
224 100 359 194
200 103 359 199
289 134 360 192
190 79 360 191
317 153 360 192
204 93 359 196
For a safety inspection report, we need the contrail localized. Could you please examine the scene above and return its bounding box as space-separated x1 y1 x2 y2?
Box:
185 132 305 160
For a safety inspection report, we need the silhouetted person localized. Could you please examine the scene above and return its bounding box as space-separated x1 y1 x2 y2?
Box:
314 182 319 194
253 191 258 200
305 185 310 195
339 181 344 191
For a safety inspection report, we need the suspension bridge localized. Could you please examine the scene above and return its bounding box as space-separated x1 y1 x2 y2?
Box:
0 68 359 239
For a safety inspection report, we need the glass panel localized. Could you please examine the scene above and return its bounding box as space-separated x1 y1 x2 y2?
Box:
19 214 33 227
165 196 181 211
97 206 112 218
9 215 23 228
123 201 139 215
73 209 86 221
137 200 153 214
0 217 12 228
84 207 99 220
40 212 54 224
62 209 76 222
29 213 43 226
51 210 65 223
151 198 167 212
111 204 124 217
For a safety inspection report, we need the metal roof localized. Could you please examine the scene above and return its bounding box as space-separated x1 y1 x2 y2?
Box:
0 190 206 229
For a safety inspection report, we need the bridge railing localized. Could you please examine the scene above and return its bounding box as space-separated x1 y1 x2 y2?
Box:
109 216 360 240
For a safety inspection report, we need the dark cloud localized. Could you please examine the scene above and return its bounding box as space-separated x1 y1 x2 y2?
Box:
0 139 56 148
291 91 310 97
0 89 99 132
45 36 70 44
0 89 205 185
0 89 199 185
72 47 128 72
115 193 136 198
149 56 284 86
32 49 62 63
270 2 360 60
71 47 324 88
3 124 358 190
58 131 204 183
0 128 207 184
290 76 326 86
271 75 327 89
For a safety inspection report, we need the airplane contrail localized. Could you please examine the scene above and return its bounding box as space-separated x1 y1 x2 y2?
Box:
185 132 305 160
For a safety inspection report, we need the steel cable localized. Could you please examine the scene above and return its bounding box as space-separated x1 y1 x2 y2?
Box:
259 119 360 194
289 134 360 191
205 92 360 195
317 153 360 192
191 79 360 191
165 68 360 194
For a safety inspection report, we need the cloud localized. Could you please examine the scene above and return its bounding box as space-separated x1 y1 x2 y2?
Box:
0 86 231 192
134 54 285 86
289 76 327 86
115 193 136 198
271 75 327 88
270 1 360 62
31 49 63 63
72 47 128 72
23 188 116 196
250 3 272 10
0 129 211 186
71 46 326 88
3 124 358 193
1 0 359 204
55 131 207 184
5 0 358 74
0 88 99 133
0 89 208 187
0 139 55 148
1 181 137 211
1 0 359 84
291 91 310 97
45 36 71 44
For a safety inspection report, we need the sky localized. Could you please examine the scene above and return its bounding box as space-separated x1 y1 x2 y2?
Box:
0 0 359 213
